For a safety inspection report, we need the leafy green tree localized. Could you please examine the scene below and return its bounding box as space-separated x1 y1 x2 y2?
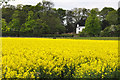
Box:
99 7 115 20
24 19 35 32
56 21 66 34
33 19 50 35
2 5 15 23
72 8 82 24
2 18 10 31
92 8 99 13
16 4 27 27
106 10 118 25
117 8 120 24
100 25 120 37
85 9 101 37
79 8 90 25
22 5 33 13
34 2 43 13
24 11 50 35
9 10 21 36
56 8 66 24
79 29 87 37
40 24 50 34
42 0 54 12
24 11 35 32
2 0 119 37
65 10 75 33
40 12 65 34
101 20 110 30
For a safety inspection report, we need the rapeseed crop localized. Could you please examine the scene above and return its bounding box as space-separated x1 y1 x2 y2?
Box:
2 38 119 78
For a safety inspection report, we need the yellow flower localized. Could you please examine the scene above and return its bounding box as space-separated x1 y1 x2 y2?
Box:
2 37 118 78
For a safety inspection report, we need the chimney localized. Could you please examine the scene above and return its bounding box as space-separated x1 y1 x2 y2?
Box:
77 24 79 27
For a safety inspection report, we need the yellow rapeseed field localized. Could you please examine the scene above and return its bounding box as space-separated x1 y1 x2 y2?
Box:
2 37 119 78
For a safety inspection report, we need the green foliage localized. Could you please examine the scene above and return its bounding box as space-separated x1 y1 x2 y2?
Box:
106 10 118 25
27 11 34 21
39 34 74 37
42 0 54 11
1 1 119 37
63 37 118 40
117 8 120 24
9 10 21 32
101 20 110 30
85 9 101 37
23 11 35 32
24 19 35 32
33 19 50 35
2 18 10 31
2 5 15 23
100 25 120 37
99 7 115 20
56 24 66 34
40 12 66 34
79 29 87 37
57 8 66 24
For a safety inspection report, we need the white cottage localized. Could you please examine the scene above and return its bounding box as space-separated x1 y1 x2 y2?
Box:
76 24 85 34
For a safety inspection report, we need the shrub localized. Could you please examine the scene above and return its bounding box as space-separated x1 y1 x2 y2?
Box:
100 25 120 37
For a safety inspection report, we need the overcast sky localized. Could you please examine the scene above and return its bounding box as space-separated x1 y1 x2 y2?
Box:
7 0 120 10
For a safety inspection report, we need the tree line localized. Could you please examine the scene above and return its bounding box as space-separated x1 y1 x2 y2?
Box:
1 0 120 37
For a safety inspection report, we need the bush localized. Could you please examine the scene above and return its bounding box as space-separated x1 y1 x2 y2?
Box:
100 25 120 37
40 34 74 37
79 32 87 37
79 29 88 37
85 9 101 37
2 32 74 37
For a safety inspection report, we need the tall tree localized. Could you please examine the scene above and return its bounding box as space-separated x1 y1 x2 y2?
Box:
9 10 21 36
85 9 101 37
99 7 115 21
106 10 118 25
72 8 87 27
24 11 50 35
65 10 74 33
40 12 65 34
118 8 120 24
22 5 33 13
33 19 50 35
34 2 43 13
2 18 10 31
24 11 35 32
2 5 15 23
80 8 90 25
42 0 54 12
101 20 110 30
56 8 66 24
